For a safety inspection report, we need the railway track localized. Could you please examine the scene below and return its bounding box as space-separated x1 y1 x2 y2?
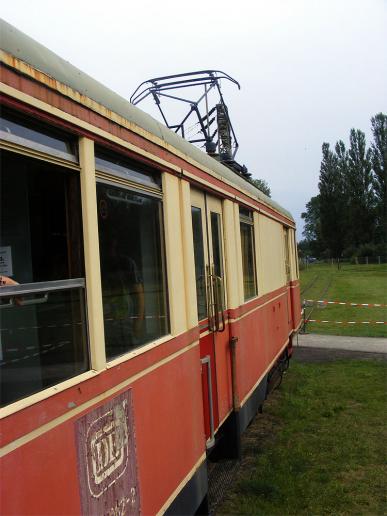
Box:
302 273 333 330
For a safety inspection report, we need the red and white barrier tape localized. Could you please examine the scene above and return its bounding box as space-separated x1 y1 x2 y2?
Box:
304 299 387 308
305 319 387 325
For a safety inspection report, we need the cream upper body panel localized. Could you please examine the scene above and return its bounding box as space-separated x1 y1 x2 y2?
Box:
256 215 287 295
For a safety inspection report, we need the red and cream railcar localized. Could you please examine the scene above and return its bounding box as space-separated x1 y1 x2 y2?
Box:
0 20 302 515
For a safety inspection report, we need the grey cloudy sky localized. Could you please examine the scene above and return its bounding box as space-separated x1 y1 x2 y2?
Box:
2 0 386 237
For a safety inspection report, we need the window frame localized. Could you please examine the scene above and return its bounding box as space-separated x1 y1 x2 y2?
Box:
95 155 170 362
1 108 78 166
0 146 90 408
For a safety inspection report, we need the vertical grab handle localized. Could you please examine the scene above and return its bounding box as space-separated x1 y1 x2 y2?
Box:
206 264 216 332
201 355 215 449
207 264 226 333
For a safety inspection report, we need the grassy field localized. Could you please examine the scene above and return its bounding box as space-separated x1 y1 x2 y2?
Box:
217 359 387 515
300 263 387 337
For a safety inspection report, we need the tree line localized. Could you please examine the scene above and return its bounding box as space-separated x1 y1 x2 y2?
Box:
299 113 386 260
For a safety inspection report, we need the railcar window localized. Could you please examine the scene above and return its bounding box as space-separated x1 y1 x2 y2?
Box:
191 207 207 321
293 231 300 278
210 213 224 279
284 228 291 282
95 148 161 189
0 151 88 407
240 209 257 300
0 108 77 161
97 183 168 359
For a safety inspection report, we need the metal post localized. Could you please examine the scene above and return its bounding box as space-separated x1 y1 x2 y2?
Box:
301 301 307 334
201 356 215 449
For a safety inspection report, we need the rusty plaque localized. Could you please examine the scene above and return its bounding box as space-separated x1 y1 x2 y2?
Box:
75 389 140 515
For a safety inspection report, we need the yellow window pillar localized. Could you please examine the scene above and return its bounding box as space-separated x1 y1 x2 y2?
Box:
162 173 188 335
79 137 106 370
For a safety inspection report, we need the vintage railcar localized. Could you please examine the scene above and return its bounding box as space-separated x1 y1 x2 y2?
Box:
0 19 302 515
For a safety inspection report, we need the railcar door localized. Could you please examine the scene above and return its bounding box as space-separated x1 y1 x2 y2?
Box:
191 190 228 447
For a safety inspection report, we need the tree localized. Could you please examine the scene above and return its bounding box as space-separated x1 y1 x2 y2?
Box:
345 129 375 247
250 178 271 197
370 113 387 244
301 195 321 249
318 143 346 256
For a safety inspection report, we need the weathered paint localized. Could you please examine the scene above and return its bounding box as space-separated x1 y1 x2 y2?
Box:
0 342 205 515
0 22 294 223
0 65 295 228
75 389 140 515
0 22 303 516
231 292 290 405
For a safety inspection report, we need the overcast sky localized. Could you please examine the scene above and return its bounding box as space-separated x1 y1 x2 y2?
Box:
2 0 386 238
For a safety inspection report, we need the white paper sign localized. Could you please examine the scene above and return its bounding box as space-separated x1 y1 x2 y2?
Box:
0 246 13 276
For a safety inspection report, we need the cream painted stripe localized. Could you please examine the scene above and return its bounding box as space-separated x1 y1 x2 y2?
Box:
228 290 287 324
240 338 289 408
156 454 206 516
0 140 80 170
0 79 293 226
0 340 199 458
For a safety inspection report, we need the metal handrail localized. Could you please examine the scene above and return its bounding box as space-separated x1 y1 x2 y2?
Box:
0 278 85 297
201 355 215 449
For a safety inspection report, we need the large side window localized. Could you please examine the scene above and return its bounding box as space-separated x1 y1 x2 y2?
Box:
284 227 291 282
191 207 207 321
0 148 88 407
240 208 257 301
96 150 169 360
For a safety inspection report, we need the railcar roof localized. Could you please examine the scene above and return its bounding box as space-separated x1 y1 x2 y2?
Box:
0 18 294 222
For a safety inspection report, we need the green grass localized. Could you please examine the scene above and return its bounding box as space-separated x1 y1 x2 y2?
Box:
300 263 387 337
217 360 387 515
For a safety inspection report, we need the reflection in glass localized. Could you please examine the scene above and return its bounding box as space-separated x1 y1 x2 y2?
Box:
210 212 224 279
240 221 257 300
0 108 77 160
191 207 207 321
0 150 88 406
0 287 88 407
95 148 161 189
97 183 168 359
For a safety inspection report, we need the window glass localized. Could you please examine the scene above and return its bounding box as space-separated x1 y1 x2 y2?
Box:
0 151 88 407
284 228 291 282
0 108 77 161
97 183 168 359
240 211 257 301
95 148 161 189
293 231 300 278
191 207 207 321
210 212 224 279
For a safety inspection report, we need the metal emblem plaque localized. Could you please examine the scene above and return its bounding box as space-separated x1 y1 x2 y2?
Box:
75 389 140 515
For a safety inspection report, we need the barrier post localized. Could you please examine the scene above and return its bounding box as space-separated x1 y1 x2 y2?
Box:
301 301 307 334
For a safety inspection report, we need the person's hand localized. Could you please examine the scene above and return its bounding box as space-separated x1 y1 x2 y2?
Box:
0 275 19 286
0 275 21 305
